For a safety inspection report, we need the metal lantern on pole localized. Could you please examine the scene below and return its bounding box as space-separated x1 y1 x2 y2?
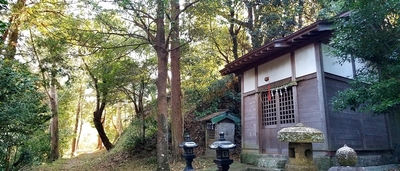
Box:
179 134 198 171
209 132 236 171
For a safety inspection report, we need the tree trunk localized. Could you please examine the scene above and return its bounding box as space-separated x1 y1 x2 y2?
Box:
96 135 103 149
71 84 83 157
155 47 169 170
112 103 123 143
170 0 183 163
50 85 59 161
2 0 25 60
4 146 11 171
142 110 145 141
76 117 84 151
116 102 123 137
139 81 145 141
228 1 239 60
84 61 114 151
93 102 113 150
128 79 145 142
155 0 169 169
96 112 105 149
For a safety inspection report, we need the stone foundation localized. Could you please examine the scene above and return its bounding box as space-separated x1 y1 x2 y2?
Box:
241 152 398 171
328 164 399 171
356 154 397 167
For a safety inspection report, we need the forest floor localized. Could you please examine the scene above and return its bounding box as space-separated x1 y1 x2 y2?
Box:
26 111 247 171
25 149 247 171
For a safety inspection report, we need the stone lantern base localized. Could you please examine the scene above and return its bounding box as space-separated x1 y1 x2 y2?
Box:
278 123 324 171
285 142 318 171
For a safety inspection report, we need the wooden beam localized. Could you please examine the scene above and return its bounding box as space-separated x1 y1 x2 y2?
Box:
267 46 275 50
317 23 333 31
254 52 263 57
273 42 290 48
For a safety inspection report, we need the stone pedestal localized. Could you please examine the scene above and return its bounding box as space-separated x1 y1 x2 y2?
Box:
285 142 318 171
336 144 357 167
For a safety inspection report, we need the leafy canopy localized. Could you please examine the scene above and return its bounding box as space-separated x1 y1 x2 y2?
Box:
0 60 50 168
0 0 7 34
330 0 400 114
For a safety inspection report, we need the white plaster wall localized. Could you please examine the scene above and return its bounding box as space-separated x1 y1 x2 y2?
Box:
295 44 317 77
257 54 292 87
322 44 354 78
243 68 256 93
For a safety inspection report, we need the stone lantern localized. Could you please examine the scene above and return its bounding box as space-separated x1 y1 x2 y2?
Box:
277 123 324 171
179 134 198 171
209 132 236 171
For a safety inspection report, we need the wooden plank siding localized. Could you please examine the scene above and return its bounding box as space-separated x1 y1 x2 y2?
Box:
297 76 322 128
387 113 400 158
296 75 327 151
362 114 389 150
260 127 288 154
243 94 259 150
324 75 390 151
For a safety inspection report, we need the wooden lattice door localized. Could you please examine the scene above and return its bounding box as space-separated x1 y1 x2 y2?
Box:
260 87 296 154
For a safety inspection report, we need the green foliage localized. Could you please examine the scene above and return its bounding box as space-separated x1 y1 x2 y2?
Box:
18 130 51 166
0 0 6 9
189 74 240 117
317 0 347 19
226 0 321 48
112 117 157 153
0 0 7 36
0 60 51 169
330 0 400 114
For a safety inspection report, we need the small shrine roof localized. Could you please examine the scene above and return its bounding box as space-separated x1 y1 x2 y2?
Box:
199 109 240 124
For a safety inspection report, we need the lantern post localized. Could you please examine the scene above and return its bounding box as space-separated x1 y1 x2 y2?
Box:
179 134 198 171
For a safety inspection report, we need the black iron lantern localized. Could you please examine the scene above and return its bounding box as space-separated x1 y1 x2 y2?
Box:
209 132 236 171
179 134 198 171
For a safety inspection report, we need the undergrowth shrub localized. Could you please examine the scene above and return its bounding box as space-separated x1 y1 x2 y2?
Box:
112 117 157 156
192 74 240 117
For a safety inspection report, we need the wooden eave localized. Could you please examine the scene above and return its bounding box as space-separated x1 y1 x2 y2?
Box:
220 20 333 76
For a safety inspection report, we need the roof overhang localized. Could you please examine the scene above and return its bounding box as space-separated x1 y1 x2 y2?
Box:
220 20 333 76
199 109 240 124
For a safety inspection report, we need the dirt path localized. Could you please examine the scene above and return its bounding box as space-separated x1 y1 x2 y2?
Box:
27 149 245 171
24 150 106 171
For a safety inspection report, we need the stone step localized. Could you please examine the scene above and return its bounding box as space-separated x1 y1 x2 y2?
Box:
241 153 287 170
245 166 284 171
257 157 286 169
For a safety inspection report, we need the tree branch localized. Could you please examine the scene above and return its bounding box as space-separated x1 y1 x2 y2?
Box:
28 28 51 98
176 0 200 20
